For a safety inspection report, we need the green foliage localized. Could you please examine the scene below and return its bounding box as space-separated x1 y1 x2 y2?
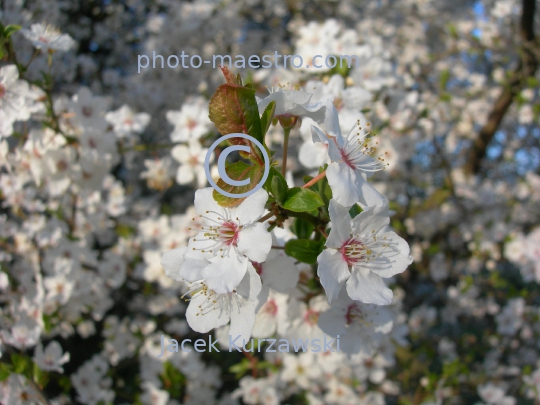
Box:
11 353 28 374
282 187 324 213
0 362 12 382
3 25 21 38
439 69 450 90
208 67 263 145
229 358 251 379
271 174 288 204
212 161 265 207
285 239 324 264
348 204 363 218
291 217 315 239
160 361 185 398
260 101 276 137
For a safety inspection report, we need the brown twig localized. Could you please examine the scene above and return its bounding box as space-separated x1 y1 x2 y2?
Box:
303 170 326 188
465 0 537 175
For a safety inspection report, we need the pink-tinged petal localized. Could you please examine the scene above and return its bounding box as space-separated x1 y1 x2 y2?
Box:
326 199 352 249
326 162 359 207
203 254 248 294
317 249 350 303
346 267 393 305
232 189 269 225
237 223 272 263
186 293 229 333
351 204 390 237
161 247 187 280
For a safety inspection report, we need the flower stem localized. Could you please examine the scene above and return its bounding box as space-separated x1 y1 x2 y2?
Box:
303 170 326 188
281 127 291 176
258 212 275 223
25 49 40 70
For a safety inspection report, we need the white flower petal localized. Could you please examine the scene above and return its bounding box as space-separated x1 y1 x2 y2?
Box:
232 189 268 225
203 254 248 293
161 247 187 280
186 293 229 333
259 251 299 293
327 162 359 207
229 299 257 344
351 204 389 236
327 199 352 249
194 187 227 224
237 223 272 263
317 249 350 303
236 262 262 300
353 175 386 208
346 267 393 305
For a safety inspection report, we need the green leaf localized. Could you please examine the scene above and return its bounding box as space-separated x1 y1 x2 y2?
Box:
229 358 251 379
283 187 324 212
285 239 323 264
33 363 49 388
260 101 276 137
291 218 315 240
0 363 11 382
11 353 28 374
115 223 135 238
439 69 450 90
219 66 242 86
212 161 265 207
4 25 21 38
160 361 185 398
58 376 72 393
348 204 362 218
271 174 288 204
209 84 263 142
264 167 285 191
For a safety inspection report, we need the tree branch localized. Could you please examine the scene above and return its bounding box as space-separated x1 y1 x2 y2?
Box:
465 0 537 175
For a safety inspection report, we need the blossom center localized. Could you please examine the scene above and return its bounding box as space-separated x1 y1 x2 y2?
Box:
82 106 93 117
251 261 263 275
186 117 198 130
304 309 319 326
264 299 278 316
340 238 367 266
345 303 364 325
337 120 387 172
219 221 240 246
189 155 199 166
